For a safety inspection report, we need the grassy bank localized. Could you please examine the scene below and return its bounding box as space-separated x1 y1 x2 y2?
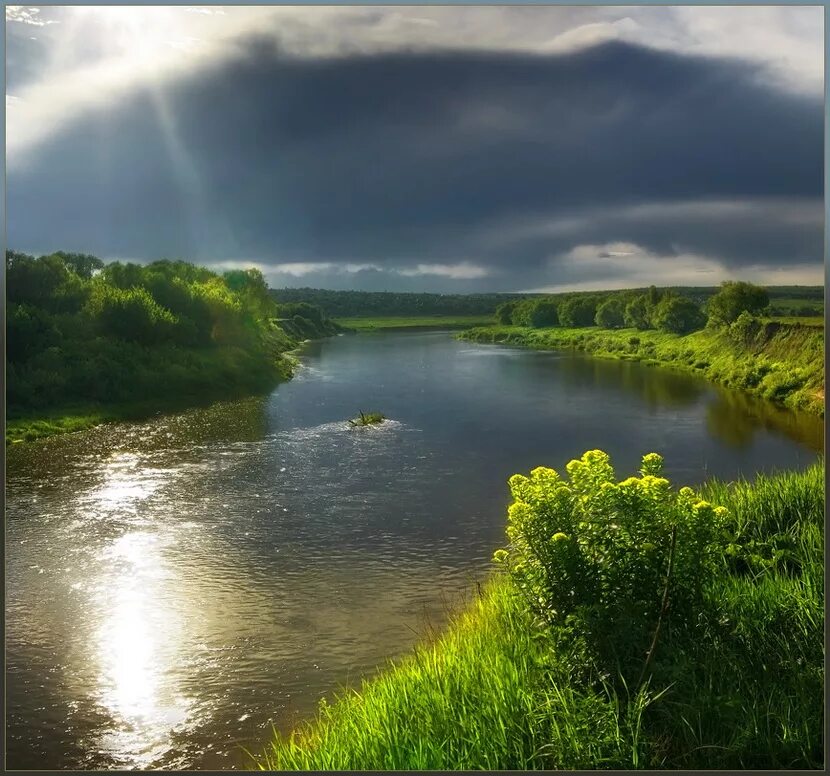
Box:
461 322 824 416
5 356 297 445
5 339 304 445
336 315 494 331
257 459 824 770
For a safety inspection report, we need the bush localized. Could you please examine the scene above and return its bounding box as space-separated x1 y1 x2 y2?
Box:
728 311 761 345
653 296 706 334
495 450 727 685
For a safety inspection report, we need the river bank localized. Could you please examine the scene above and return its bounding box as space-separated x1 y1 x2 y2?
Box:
460 321 824 416
258 458 824 770
5 327 333 445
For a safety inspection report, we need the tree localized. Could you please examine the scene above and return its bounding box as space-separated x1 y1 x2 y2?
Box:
653 295 706 334
529 299 559 328
558 296 597 328
510 299 535 327
706 281 769 326
495 301 518 325
595 297 625 329
84 283 178 345
624 295 652 330
54 251 104 279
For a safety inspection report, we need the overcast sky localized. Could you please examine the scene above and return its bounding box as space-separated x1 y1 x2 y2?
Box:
5 5 825 292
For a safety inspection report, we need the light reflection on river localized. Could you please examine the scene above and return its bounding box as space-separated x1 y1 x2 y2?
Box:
5 332 823 769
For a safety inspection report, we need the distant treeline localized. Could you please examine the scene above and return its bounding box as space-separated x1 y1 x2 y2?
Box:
6 251 335 419
495 283 778 335
270 285 823 319
269 288 527 317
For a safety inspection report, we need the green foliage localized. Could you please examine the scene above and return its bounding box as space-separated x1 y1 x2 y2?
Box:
54 251 105 279
652 295 706 334
499 451 726 684
528 299 559 328
495 301 518 325
271 287 525 318
6 250 336 435
84 282 179 345
624 295 652 330
729 311 762 345
348 411 385 427
594 297 625 329
707 281 770 326
558 297 598 328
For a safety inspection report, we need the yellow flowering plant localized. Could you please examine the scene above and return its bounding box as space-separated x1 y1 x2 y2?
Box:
496 450 728 684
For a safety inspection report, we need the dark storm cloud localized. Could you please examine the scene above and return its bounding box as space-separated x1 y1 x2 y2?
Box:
6 40 823 290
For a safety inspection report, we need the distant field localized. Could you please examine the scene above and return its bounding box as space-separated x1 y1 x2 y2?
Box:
336 315 494 330
764 316 824 328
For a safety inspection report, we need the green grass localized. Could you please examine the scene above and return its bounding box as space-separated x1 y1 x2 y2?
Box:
461 323 824 416
6 409 114 444
765 316 824 328
255 461 824 770
336 316 495 331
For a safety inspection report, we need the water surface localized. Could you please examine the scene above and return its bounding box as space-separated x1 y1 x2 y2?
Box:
5 332 822 769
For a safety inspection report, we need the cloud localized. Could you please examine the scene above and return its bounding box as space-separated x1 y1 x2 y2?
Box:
5 18 823 292
398 263 490 280
5 6 58 27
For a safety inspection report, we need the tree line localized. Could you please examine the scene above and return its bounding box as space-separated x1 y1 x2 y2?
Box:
269 285 820 320
269 287 527 317
494 282 772 335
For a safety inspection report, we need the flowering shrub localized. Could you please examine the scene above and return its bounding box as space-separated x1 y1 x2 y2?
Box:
495 450 728 683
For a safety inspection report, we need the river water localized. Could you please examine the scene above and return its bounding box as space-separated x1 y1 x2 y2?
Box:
5 331 822 770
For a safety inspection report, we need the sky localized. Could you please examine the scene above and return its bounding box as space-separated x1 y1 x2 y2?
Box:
5 5 825 293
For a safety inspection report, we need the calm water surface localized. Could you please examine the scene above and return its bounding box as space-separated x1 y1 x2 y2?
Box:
6 332 823 770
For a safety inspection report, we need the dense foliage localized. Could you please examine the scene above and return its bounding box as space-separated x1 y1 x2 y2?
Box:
6 251 335 429
270 285 821 322
498 451 726 687
269 288 527 318
706 281 770 325
482 281 807 341
259 458 824 769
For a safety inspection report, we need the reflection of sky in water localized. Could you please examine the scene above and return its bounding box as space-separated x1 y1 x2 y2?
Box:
5 333 823 770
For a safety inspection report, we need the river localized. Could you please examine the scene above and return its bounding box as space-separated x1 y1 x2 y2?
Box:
5 331 822 769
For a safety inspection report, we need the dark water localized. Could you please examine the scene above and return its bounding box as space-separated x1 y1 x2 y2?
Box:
5 332 822 770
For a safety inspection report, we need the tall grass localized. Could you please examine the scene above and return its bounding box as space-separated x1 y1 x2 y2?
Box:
255 460 824 770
